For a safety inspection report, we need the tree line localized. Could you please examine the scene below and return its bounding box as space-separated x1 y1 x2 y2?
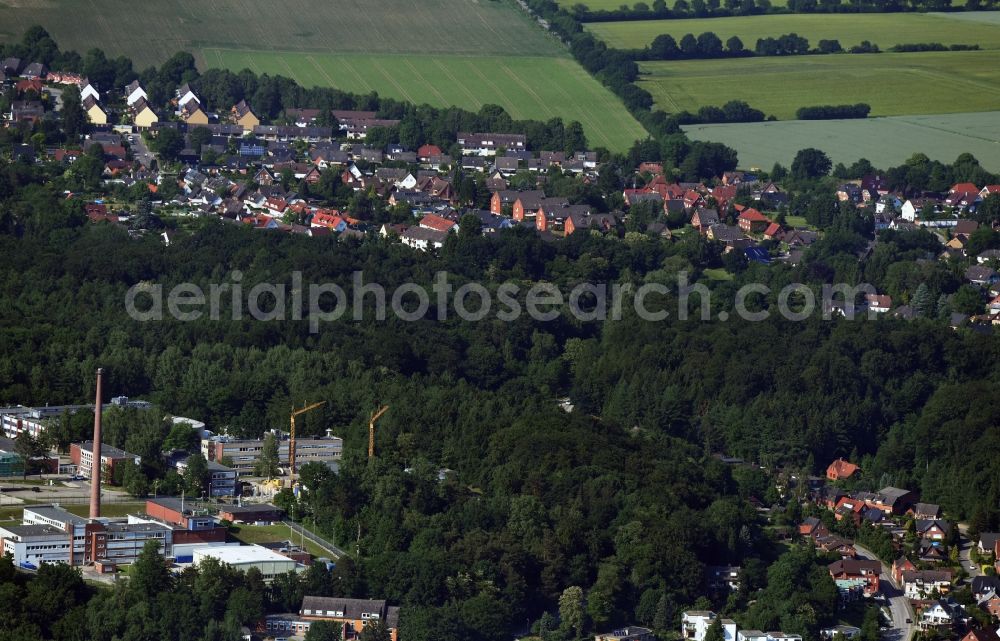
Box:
568 0 988 22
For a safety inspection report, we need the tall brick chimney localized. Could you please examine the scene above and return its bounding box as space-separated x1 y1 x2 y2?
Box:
89 368 103 519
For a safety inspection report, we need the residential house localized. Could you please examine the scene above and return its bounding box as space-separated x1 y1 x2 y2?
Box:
295 596 400 641
512 191 551 221
707 224 744 245
960 630 1000 641
401 227 447 251
869 487 915 515
913 503 941 519
457 132 526 156
966 265 999 287
820 626 861 640
22 62 47 79
1 57 23 75
491 189 536 215
284 107 320 126
131 99 158 128
864 294 892 314
826 458 859 481
124 80 147 107
231 100 260 132
691 208 720 234
915 519 950 543
707 565 741 593
738 208 770 234
682 611 716 641
311 211 347 232
892 556 916 585
565 212 619 236
837 184 863 203
918 540 949 563
977 249 1000 264
784 229 819 248
175 83 199 110
971 576 1000 600
8 100 44 124
712 185 739 212
737 631 767 641
902 569 953 599
595 627 656 641
417 144 443 161
977 533 1000 556
79 79 100 102
418 213 458 234
920 597 964 629
815 533 856 558
638 162 663 176
82 96 108 125
536 201 591 232
828 559 881 597
182 103 209 126
798 517 828 538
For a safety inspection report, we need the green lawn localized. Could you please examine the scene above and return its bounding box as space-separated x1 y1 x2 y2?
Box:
704 268 734 281
208 49 647 151
640 50 1000 118
229 523 329 558
587 11 1000 49
683 111 1000 171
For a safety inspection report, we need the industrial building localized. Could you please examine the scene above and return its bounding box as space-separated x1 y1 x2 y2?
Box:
217 503 284 524
0 505 173 568
175 456 238 497
193 544 300 581
0 396 151 439
261 596 401 640
202 432 342 473
70 441 141 482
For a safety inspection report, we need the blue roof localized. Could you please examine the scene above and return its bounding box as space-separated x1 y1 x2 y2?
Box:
745 247 771 264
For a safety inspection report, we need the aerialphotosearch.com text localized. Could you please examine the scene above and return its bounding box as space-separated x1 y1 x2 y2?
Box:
125 270 886 332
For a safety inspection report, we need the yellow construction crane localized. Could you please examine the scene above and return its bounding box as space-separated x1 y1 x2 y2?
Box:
290 401 326 476
368 405 389 459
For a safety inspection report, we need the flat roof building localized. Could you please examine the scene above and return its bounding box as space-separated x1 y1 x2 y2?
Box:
202 433 342 473
194 544 300 582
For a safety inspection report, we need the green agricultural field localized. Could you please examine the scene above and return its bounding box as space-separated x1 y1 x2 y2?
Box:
640 50 1000 118
0 0 647 150
683 111 1000 171
0 0 563 67
208 49 647 151
587 11 1000 49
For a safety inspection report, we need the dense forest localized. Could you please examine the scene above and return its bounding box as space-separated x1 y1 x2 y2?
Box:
2 179 1000 637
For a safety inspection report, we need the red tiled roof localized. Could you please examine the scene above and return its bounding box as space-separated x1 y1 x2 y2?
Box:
419 213 457 233
738 208 769 222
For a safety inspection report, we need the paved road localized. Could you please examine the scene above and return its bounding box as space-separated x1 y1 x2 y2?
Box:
956 523 982 580
854 543 915 641
128 132 156 169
